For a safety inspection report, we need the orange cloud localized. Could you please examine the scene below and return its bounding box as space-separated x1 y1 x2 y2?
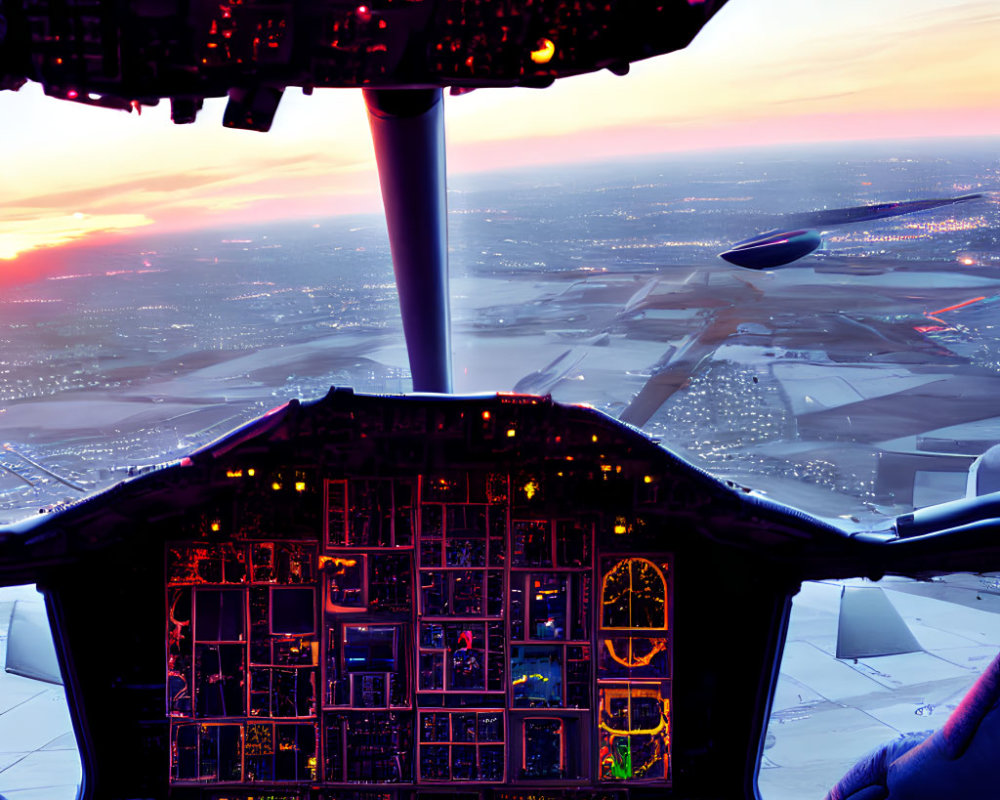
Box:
0 212 154 260
0 0 997 263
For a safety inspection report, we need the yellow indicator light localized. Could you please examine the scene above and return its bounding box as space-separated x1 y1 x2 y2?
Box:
530 37 556 64
272 481 282 491
210 521 221 532
512 672 548 685
226 469 243 478
600 464 612 473
295 481 306 492
614 524 628 535
605 638 668 669
247 468 256 477
523 480 539 500
616 465 622 474
506 428 516 438
644 475 654 484
482 410 491 420
592 434 598 443
320 555 358 568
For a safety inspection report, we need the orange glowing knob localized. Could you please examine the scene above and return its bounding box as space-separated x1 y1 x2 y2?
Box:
530 38 556 65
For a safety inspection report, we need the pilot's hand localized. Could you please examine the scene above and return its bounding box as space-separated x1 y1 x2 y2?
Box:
826 649 1000 799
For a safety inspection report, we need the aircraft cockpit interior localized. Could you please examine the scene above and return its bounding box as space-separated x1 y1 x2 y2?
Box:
1 388 830 799
5 386 1000 800
2 0 1000 798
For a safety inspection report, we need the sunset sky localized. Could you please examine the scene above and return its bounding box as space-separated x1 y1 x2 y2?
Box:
2 0 999 261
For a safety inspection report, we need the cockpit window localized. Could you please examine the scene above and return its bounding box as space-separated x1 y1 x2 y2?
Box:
0 585 81 799
0 140 994 530
759 576 1000 798
1 5 999 800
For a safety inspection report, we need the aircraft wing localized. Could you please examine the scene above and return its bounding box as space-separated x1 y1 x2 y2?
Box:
513 349 586 395
720 193 983 270
782 193 983 230
6 598 62 685
619 309 744 427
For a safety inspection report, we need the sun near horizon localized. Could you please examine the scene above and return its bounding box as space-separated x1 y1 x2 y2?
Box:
1 0 999 264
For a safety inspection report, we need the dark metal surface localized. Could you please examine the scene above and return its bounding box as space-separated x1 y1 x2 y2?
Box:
0 0 727 128
366 89 452 393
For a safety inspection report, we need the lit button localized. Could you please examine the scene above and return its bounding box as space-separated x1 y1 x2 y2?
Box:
530 38 556 64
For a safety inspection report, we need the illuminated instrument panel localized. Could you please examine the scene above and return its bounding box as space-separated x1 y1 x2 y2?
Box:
164 400 672 794
4 389 834 799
